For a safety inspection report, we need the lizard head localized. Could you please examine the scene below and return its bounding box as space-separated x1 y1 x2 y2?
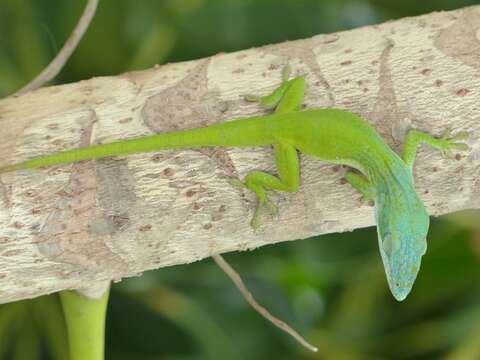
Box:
375 192 429 301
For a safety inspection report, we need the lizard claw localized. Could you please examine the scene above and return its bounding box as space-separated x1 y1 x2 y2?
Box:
448 131 470 151
441 148 454 159
242 94 261 103
281 64 292 82
451 142 469 151
265 198 278 216
227 177 246 189
360 194 375 204
439 129 470 158
249 196 278 231
250 206 262 231
450 131 469 141
440 128 452 140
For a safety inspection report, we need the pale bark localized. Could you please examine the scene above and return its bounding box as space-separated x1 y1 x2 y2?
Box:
1 6 479 303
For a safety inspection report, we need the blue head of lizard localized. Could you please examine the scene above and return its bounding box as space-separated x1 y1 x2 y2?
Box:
375 189 429 301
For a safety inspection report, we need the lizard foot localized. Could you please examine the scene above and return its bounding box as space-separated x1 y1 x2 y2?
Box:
227 177 278 230
250 198 277 230
241 64 292 110
227 177 246 189
439 129 470 158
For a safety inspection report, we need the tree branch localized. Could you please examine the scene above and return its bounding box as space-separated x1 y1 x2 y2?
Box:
212 254 318 352
14 0 99 95
0 6 479 303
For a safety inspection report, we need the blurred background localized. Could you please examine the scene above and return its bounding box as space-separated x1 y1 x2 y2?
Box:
1 0 480 359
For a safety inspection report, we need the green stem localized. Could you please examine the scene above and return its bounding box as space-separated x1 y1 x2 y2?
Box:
59 286 110 360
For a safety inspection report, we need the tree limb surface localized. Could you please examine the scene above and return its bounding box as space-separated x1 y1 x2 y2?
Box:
1 6 479 303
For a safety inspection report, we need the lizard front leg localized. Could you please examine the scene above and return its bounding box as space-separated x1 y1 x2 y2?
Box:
344 171 376 202
402 129 468 171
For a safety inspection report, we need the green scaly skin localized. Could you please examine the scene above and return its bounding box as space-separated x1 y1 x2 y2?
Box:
0 66 468 303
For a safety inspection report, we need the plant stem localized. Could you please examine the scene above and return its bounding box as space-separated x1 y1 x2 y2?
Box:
59 287 110 360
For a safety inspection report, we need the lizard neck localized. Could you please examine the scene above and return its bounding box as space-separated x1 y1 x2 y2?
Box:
366 150 414 193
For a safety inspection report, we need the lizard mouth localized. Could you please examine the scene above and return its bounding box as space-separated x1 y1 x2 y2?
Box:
389 277 414 301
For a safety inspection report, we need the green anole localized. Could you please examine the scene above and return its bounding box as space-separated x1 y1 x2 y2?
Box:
0 65 468 302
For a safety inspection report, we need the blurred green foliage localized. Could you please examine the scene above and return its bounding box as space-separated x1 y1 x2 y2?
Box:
1 1 479 359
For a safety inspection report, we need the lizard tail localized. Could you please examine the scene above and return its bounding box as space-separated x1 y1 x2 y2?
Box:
0 163 24 174
0 115 271 173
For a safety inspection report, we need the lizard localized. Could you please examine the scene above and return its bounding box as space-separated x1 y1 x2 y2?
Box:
0 65 468 303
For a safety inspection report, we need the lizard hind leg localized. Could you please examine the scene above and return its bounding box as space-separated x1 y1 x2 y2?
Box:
238 141 300 230
243 65 305 113
344 171 376 202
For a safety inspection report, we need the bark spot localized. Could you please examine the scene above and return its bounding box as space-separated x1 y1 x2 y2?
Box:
24 189 38 197
139 224 152 232
151 154 162 162
456 88 470 96
268 63 280 71
203 223 213 230
163 167 174 176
